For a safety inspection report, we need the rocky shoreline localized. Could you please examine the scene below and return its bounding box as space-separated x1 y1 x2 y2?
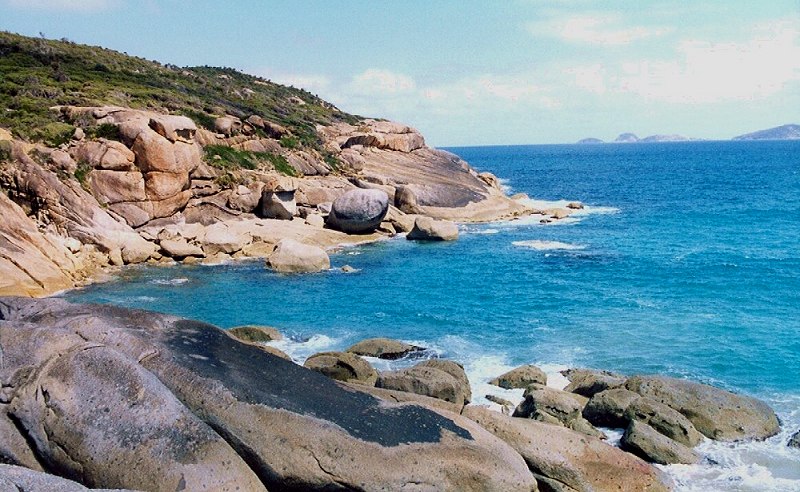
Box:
0 297 788 491
0 105 596 298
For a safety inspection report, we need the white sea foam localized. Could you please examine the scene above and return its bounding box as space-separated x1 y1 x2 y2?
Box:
512 240 585 251
267 334 340 364
151 278 189 286
498 177 512 194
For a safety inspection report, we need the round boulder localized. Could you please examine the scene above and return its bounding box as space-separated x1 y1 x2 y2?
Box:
346 337 425 360
416 359 472 403
583 388 642 428
489 364 547 389
406 216 459 241
326 189 390 234
562 368 626 397
266 238 330 273
304 351 378 386
377 365 470 406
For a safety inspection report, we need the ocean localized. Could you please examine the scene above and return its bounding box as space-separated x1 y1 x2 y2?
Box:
63 140 800 491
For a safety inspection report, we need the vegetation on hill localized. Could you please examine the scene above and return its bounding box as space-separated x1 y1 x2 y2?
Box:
0 31 360 150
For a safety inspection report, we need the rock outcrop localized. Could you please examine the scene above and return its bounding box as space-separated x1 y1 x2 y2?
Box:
377 362 472 406
621 421 699 465
0 297 537 491
265 238 330 273
406 216 459 241
490 364 548 389
346 337 425 360
304 351 378 386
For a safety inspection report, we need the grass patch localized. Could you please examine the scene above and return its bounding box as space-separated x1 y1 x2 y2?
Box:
261 152 297 177
85 123 121 141
204 144 298 177
0 140 11 163
33 122 73 147
279 134 300 149
73 161 91 188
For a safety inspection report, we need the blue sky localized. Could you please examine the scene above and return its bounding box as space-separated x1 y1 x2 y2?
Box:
2 0 799 146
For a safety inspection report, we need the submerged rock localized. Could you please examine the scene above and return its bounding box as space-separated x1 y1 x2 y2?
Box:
625 375 780 441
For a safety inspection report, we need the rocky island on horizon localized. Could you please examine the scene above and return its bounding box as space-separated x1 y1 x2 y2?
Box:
578 123 800 144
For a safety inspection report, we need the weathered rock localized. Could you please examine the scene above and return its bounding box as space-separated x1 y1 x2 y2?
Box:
72 139 135 171
148 115 197 143
624 396 704 447
625 375 781 441
0 297 537 491
562 368 626 397
88 170 146 205
490 364 547 389
304 351 378 386
6 332 263 491
583 388 642 428
463 406 670 492
227 325 283 343
377 364 471 406
789 430 800 448
261 190 296 220
120 237 157 264
514 386 604 438
341 382 463 414
567 202 584 210
478 172 501 189
159 238 204 258
227 183 263 212
266 238 330 273
621 421 700 465
326 188 389 234
144 171 188 200
305 214 324 228
201 223 250 255
406 216 459 241
346 337 425 360
0 464 130 491
394 185 423 214
214 116 242 136
416 359 472 403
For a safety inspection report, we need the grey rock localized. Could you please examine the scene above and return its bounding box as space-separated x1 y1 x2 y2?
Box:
625 375 780 441
621 421 700 465
490 364 547 389
326 188 389 234
583 388 642 428
346 337 425 360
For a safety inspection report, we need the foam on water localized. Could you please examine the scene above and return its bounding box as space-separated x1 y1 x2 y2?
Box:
151 278 189 286
266 334 341 363
512 240 585 251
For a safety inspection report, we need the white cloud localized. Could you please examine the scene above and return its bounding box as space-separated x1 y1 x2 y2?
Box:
349 69 416 96
528 14 672 46
3 0 113 11
579 18 800 103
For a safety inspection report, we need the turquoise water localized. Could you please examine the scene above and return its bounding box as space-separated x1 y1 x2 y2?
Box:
64 141 800 490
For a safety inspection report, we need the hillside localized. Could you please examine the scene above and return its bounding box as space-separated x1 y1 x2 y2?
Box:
0 31 359 150
733 124 800 141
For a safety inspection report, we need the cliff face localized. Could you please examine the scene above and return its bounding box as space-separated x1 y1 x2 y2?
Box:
0 34 530 297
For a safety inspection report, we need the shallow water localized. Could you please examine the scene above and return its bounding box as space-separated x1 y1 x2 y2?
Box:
64 140 800 491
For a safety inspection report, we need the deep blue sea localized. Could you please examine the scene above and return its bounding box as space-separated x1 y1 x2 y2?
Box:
63 141 800 491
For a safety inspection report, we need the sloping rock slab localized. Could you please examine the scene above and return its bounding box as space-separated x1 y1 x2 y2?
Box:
0 464 133 491
0 297 535 491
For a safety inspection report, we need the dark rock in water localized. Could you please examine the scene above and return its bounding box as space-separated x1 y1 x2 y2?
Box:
625 375 780 441
346 337 425 360
490 364 547 389
562 368 626 397
621 421 700 465
789 430 800 448
0 297 534 491
326 188 389 234
304 351 378 386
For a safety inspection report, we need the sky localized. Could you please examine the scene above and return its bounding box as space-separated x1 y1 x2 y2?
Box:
2 0 799 146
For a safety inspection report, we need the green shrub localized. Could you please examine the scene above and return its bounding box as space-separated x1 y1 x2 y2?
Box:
85 123 121 141
261 152 297 177
34 122 74 147
179 109 216 131
73 161 91 187
279 135 300 149
0 140 12 162
204 145 259 170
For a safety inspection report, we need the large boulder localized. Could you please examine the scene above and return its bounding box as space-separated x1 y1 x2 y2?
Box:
562 368 626 397
416 359 472 403
377 363 471 406
326 188 389 234
304 351 378 386
266 238 330 273
463 406 670 492
406 216 459 241
159 238 205 259
261 190 296 220
0 297 537 491
346 337 425 360
490 364 547 389
583 388 642 428
621 421 700 465
514 386 604 439
624 396 704 447
625 375 780 441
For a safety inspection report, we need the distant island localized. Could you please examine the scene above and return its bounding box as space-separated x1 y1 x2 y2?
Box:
578 124 799 144
732 124 800 141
